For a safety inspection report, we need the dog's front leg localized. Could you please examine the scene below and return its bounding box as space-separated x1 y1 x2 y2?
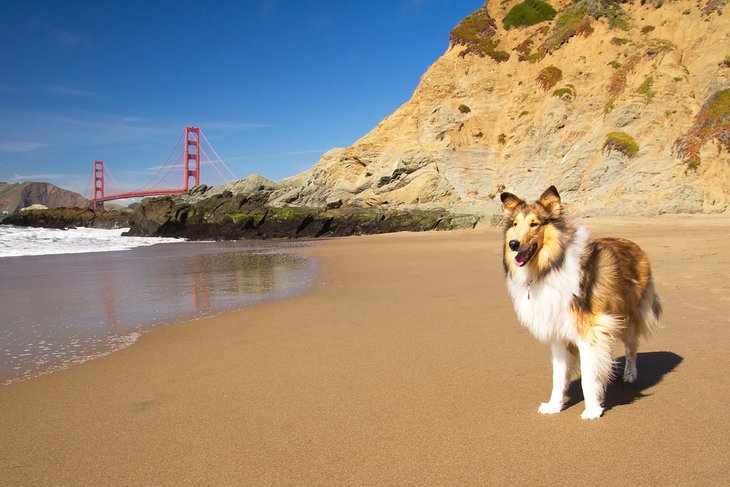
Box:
577 341 607 420
538 342 571 414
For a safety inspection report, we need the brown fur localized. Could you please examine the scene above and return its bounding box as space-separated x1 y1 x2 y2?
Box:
572 237 656 342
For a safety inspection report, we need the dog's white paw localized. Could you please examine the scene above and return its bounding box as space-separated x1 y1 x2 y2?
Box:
538 402 563 414
580 405 604 420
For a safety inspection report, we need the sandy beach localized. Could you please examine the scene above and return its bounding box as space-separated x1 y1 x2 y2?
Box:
1 215 728 486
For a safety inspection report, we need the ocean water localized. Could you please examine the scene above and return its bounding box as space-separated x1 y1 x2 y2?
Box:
0 225 184 257
0 225 317 385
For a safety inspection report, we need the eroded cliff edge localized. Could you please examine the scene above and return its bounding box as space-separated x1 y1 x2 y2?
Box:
266 0 730 216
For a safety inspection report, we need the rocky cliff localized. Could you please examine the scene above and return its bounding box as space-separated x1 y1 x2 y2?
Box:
262 0 730 216
0 182 89 214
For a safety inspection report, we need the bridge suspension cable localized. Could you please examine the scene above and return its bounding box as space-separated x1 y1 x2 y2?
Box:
136 132 185 193
89 126 236 209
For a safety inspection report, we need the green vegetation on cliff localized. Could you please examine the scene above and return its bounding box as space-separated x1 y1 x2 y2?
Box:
450 3 509 62
675 88 730 170
552 84 576 101
604 53 641 113
604 131 639 158
503 0 556 30
635 75 656 102
542 0 630 54
536 66 562 90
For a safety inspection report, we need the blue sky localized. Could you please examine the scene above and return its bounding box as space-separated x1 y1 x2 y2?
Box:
0 1 481 197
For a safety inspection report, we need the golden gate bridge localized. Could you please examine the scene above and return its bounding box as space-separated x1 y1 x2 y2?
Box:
86 126 236 209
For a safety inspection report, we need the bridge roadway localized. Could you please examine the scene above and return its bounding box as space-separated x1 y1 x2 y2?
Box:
92 188 186 202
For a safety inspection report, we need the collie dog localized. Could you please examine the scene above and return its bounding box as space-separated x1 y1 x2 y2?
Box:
500 186 661 419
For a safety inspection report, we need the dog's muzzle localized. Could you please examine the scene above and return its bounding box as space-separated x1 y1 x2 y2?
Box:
508 239 537 267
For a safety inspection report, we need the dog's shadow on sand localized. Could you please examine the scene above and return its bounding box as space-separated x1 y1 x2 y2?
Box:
564 351 683 413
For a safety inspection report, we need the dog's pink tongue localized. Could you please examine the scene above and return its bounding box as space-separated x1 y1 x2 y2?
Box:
515 251 529 267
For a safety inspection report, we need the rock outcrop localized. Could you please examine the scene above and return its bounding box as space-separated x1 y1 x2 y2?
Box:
266 0 730 215
2 207 131 229
123 185 480 240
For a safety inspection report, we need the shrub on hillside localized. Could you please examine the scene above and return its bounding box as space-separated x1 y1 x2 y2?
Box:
536 66 562 90
514 25 550 62
552 84 576 101
610 37 631 46
450 4 510 62
645 39 674 59
541 0 630 54
604 131 639 158
604 53 641 112
674 88 730 170
503 0 557 30
636 75 656 102
702 0 726 16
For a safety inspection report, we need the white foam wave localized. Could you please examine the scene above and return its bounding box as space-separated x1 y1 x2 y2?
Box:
2 331 142 386
0 225 184 258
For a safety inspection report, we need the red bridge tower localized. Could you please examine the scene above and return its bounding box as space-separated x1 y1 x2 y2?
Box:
183 126 201 191
93 160 104 210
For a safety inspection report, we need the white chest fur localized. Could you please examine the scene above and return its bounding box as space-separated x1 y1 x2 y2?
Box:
506 225 589 345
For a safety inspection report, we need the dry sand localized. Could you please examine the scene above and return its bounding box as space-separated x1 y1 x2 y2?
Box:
1 215 728 486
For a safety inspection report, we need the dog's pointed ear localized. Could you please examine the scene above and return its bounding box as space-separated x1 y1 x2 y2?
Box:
500 192 524 216
538 185 561 217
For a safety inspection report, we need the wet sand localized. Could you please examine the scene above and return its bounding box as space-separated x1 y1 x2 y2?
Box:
0 240 316 384
1 215 728 485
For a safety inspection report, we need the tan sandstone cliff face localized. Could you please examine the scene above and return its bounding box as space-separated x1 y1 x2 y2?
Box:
275 0 730 216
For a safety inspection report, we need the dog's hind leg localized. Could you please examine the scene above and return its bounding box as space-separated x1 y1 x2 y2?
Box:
622 323 639 383
623 283 662 383
538 342 574 414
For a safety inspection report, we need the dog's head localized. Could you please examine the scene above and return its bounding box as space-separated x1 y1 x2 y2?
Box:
500 186 563 272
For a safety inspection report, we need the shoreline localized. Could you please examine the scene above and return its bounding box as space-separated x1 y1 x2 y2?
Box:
1 216 728 485
0 238 318 385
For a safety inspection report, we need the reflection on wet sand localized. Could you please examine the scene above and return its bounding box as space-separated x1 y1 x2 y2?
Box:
0 241 316 384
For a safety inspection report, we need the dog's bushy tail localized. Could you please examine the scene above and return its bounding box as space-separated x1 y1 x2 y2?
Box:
637 278 662 338
589 313 624 387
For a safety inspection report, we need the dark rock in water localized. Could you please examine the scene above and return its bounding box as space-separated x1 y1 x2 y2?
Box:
122 192 481 240
1 207 132 229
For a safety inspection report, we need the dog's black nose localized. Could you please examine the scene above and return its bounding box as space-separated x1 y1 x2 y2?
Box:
509 240 520 251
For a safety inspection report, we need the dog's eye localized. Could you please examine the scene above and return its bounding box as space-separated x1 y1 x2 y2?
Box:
530 221 540 228
513 222 518 227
